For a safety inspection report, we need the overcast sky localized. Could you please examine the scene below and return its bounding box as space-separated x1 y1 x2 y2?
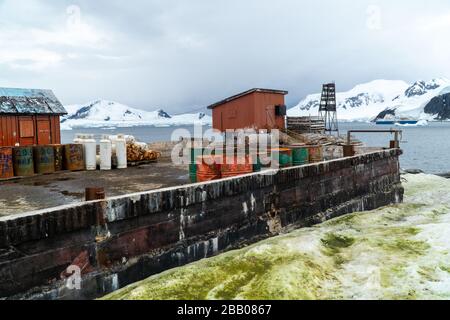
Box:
1 0 450 113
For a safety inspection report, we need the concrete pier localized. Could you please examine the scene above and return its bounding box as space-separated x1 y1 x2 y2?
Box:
0 149 403 300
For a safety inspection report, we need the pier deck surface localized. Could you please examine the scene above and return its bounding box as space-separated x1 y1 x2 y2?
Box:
0 146 382 217
0 159 188 217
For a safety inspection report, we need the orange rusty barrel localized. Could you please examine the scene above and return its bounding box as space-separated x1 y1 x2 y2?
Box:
13 146 34 177
52 144 64 171
196 156 221 182
306 145 323 163
33 145 55 174
221 155 253 178
64 144 85 171
0 147 14 179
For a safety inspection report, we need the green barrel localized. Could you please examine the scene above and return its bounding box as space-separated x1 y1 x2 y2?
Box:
13 146 35 177
189 148 203 183
33 145 55 174
251 154 262 172
291 146 309 166
253 158 262 172
272 148 293 168
257 152 272 168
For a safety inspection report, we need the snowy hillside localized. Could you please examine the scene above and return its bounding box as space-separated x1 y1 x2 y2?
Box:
288 78 450 121
61 100 212 130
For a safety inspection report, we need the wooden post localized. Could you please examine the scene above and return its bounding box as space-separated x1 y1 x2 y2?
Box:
390 140 400 149
343 145 355 157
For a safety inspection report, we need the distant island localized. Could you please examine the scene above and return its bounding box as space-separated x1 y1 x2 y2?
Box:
61 100 212 130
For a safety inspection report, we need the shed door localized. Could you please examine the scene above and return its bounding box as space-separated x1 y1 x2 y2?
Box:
37 120 51 145
19 118 35 146
266 106 276 128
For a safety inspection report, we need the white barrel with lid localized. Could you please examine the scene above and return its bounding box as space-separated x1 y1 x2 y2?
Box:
115 134 127 169
84 134 97 171
73 134 84 144
100 135 112 171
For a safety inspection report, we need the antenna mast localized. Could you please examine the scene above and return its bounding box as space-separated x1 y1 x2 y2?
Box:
319 82 339 135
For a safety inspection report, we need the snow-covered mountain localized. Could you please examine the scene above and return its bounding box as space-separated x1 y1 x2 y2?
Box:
288 78 450 122
61 100 212 130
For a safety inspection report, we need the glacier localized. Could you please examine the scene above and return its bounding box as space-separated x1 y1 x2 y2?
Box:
288 78 450 122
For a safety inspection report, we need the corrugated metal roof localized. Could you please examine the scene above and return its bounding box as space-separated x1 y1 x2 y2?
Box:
207 88 288 109
0 87 67 115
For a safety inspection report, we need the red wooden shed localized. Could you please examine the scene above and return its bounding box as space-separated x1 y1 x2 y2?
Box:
0 88 67 147
207 88 288 132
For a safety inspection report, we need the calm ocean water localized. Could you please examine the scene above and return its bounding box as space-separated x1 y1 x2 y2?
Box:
61 122 450 174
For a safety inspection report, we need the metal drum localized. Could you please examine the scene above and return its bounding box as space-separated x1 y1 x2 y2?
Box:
13 146 34 177
257 151 272 168
196 156 221 182
291 145 309 166
251 154 262 172
64 144 85 171
189 148 203 183
33 145 55 174
306 145 323 163
221 155 253 178
0 147 14 179
271 148 293 168
52 144 64 171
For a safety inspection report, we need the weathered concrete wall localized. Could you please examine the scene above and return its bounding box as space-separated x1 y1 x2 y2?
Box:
0 149 403 300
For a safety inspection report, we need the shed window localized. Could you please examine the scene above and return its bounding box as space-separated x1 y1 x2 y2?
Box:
19 120 34 138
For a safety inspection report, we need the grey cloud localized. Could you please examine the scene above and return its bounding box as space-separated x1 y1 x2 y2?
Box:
0 0 450 113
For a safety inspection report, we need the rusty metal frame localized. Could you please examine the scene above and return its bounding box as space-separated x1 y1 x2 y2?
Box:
347 129 403 146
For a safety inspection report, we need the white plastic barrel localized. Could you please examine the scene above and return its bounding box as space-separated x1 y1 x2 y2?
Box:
84 134 97 171
115 134 127 169
100 135 112 171
74 134 83 144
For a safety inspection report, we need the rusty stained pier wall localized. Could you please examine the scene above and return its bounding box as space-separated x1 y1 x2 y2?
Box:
0 149 404 300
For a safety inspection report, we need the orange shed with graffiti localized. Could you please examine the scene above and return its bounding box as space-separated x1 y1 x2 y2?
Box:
207 88 288 132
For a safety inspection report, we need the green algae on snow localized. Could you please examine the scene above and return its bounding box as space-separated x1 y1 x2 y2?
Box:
103 174 450 300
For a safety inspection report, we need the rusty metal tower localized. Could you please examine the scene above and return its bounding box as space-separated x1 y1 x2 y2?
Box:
319 83 339 135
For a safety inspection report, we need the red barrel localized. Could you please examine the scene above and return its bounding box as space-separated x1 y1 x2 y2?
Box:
196 156 221 182
0 147 14 179
221 155 253 178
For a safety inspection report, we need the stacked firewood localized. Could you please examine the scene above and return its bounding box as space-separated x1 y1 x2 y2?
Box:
281 130 350 146
126 140 161 162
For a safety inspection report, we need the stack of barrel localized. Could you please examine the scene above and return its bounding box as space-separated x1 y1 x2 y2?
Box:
0 144 86 180
189 144 324 183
